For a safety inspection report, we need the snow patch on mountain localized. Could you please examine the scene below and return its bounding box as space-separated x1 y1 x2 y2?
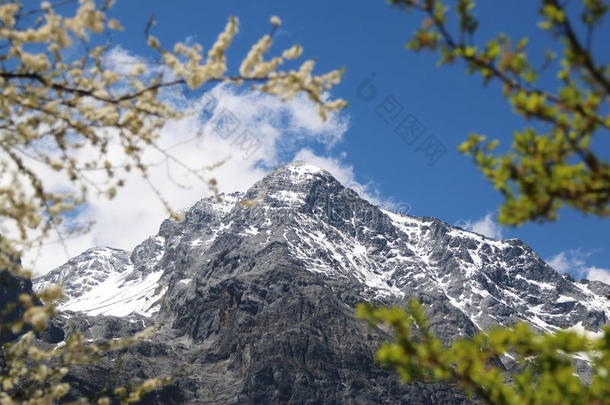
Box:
34 247 131 301
286 160 324 181
59 267 166 317
35 244 166 317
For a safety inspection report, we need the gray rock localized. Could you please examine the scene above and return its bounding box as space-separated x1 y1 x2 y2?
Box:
29 161 610 404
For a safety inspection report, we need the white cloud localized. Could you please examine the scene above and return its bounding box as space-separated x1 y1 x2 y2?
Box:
20 78 358 275
104 46 143 76
546 249 610 284
585 267 610 284
459 212 504 240
547 251 585 273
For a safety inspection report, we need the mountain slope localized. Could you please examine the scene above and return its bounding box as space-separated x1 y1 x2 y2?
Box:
33 161 610 403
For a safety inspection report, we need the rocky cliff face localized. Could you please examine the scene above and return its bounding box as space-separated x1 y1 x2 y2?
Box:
32 161 610 404
1 268 35 343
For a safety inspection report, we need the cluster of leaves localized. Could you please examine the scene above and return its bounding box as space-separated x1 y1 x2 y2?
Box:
0 0 347 403
389 0 610 225
358 300 610 405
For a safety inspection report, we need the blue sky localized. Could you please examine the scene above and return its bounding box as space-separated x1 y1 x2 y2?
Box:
32 0 609 278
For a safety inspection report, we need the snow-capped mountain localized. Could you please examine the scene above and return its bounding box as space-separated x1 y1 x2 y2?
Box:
34 193 242 317
35 161 610 334
32 161 610 404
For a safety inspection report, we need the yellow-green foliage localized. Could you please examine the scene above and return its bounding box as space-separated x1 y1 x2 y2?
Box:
388 0 610 225
358 300 610 405
0 1 346 403
375 4 610 400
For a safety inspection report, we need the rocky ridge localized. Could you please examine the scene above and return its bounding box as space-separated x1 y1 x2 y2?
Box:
29 161 610 404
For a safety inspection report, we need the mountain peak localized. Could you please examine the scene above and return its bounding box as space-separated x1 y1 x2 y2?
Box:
31 159 610 403
238 161 340 205
272 160 331 182
35 161 610 336
284 160 325 173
